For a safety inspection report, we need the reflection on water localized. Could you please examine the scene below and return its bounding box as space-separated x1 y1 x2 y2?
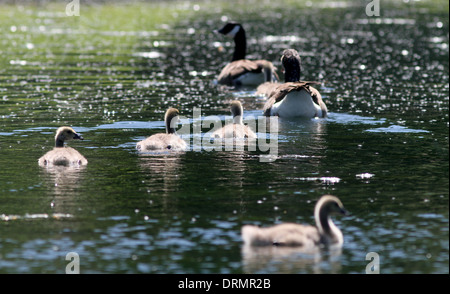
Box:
138 152 184 197
0 212 72 221
40 165 86 194
39 164 87 215
242 244 343 274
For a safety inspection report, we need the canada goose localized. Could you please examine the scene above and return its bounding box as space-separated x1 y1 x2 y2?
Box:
38 126 88 166
211 100 257 139
216 22 278 87
241 195 348 247
136 108 187 151
261 49 327 118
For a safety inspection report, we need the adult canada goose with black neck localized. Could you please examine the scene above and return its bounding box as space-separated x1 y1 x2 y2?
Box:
136 108 187 151
38 126 88 166
216 22 278 87
241 195 348 247
261 49 327 118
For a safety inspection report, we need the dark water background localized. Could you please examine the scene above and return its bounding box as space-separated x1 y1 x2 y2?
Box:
0 0 448 273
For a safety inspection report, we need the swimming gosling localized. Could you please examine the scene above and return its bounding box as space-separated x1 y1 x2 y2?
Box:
38 126 88 166
241 195 348 247
136 108 187 151
211 100 257 139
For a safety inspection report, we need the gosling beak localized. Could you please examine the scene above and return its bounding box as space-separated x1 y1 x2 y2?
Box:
341 208 350 216
74 133 84 140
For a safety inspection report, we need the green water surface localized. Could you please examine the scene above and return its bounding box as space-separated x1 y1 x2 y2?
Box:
0 0 448 274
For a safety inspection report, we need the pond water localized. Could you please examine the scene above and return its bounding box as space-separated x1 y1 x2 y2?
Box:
0 0 448 274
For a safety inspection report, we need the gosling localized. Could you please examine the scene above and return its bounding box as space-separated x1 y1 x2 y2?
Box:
136 108 187 151
241 195 348 247
211 100 257 139
38 126 88 166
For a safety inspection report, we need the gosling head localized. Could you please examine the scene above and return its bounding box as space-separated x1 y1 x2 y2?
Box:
217 22 243 38
55 126 84 148
281 49 302 82
230 100 244 124
165 108 181 134
313 195 348 245
314 195 348 218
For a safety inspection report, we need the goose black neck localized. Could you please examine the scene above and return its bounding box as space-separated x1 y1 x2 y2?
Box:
284 66 301 82
232 30 247 61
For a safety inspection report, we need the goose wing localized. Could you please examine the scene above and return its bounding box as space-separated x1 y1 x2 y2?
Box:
270 224 321 247
262 81 321 116
218 59 277 85
212 124 257 139
39 147 87 166
256 81 280 97
137 133 186 151
242 223 321 247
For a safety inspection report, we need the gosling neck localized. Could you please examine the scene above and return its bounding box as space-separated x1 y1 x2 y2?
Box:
166 116 178 134
55 138 65 148
315 207 343 244
231 103 244 124
233 115 243 125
